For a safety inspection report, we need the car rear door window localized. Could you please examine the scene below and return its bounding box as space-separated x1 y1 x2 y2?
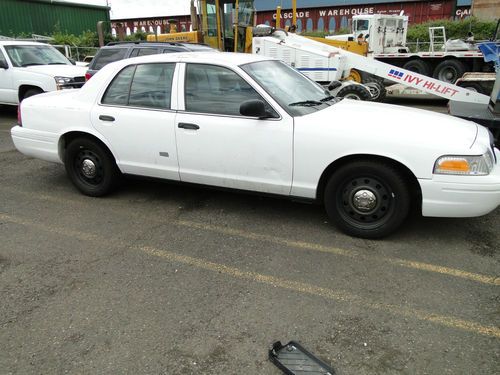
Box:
93 48 127 70
128 63 175 109
184 64 275 116
101 65 135 106
102 63 175 109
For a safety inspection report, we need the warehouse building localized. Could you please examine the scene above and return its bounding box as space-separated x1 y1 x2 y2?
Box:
110 0 472 36
0 0 110 37
254 0 473 32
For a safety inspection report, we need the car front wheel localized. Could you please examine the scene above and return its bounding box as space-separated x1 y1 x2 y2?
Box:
324 161 411 238
64 138 120 196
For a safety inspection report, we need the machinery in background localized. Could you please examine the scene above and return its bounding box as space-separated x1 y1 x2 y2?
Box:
327 14 495 85
448 39 500 145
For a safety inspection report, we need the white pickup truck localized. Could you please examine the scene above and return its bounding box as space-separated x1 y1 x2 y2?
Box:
0 41 87 105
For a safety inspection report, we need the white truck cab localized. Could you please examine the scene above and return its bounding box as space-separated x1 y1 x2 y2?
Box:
0 41 87 105
328 14 409 55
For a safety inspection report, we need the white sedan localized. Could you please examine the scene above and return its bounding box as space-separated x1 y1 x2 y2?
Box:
11 52 500 238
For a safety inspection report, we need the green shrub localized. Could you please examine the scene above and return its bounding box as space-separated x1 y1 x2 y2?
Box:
124 31 149 41
407 17 497 43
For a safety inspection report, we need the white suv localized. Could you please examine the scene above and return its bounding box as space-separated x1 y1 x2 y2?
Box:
0 41 87 105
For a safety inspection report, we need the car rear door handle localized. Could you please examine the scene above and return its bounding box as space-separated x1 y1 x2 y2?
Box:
178 122 200 130
99 115 115 122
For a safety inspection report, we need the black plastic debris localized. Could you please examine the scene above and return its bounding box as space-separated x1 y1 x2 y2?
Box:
269 341 336 375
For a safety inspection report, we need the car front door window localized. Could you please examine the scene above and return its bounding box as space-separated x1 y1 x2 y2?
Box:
184 63 277 117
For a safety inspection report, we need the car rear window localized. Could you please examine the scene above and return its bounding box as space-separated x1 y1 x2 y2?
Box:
92 48 128 70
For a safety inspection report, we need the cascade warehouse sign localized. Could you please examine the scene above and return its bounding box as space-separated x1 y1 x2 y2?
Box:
273 7 375 19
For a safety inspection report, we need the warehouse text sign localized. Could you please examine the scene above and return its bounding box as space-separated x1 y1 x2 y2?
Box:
272 7 410 19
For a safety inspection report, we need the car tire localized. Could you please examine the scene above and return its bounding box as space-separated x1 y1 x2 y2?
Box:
336 85 371 101
22 88 43 101
324 161 411 239
402 59 431 77
64 138 120 197
433 59 467 84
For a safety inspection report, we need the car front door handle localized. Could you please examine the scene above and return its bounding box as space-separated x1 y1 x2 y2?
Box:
178 122 200 130
99 115 115 122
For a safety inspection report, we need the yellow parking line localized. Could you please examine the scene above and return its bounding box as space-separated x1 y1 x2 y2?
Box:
2 188 499 286
1 212 499 338
176 220 500 286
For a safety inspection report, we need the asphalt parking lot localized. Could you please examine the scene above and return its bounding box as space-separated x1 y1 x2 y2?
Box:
0 101 498 374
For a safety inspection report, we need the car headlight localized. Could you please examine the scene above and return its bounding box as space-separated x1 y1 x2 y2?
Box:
434 151 494 176
54 76 73 89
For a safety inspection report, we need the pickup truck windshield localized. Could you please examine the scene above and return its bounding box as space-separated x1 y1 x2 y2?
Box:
5 45 70 67
241 60 332 116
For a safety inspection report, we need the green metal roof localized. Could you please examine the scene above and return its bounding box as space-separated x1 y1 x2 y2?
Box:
0 0 110 37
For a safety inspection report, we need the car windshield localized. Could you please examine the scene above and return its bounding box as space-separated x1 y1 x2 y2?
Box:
241 60 334 116
5 45 71 67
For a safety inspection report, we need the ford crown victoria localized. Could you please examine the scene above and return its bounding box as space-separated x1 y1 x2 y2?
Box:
11 52 500 238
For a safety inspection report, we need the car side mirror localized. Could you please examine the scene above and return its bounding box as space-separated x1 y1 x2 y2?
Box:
240 99 269 119
0 61 8 69
69 58 76 65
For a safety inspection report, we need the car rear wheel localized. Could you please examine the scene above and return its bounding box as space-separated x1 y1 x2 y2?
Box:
64 138 120 196
324 161 410 238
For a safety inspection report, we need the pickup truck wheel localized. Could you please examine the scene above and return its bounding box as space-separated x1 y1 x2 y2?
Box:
324 161 410 238
65 138 120 197
22 88 43 101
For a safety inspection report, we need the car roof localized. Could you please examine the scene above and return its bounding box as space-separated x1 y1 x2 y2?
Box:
101 41 211 50
113 51 273 67
0 41 51 46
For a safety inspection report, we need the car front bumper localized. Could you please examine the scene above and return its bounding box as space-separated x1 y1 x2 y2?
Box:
420 148 500 217
11 125 61 164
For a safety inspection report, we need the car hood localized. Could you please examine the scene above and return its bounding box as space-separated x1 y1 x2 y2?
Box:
300 98 478 150
22 64 87 77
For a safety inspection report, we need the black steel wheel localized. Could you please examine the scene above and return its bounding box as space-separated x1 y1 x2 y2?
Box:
65 138 120 196
324 161 411 238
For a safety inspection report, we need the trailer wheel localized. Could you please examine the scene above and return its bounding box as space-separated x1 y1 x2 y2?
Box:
402 59 431 76
337 85 371 101
433 59 466 84
324 161 411 238
457 82 484 94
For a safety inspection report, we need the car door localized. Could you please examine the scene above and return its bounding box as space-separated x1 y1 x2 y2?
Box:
0 48 15 104
90 62 180 180
174 62 293 195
